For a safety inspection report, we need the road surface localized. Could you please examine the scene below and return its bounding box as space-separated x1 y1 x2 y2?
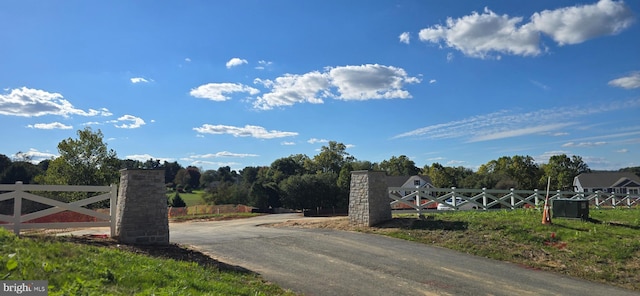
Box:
168 214 637 296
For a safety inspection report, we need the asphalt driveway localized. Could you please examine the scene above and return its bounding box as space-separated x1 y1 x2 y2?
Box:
169 214 637 296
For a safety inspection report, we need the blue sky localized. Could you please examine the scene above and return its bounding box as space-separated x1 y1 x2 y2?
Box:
1 0 639 171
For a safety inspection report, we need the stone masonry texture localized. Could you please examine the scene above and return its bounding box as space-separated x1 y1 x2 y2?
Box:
349 171 391 227
115 169 169 245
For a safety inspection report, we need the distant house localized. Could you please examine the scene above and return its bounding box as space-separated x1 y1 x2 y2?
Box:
573 172 640 195
387 175 436 209
387 175 433 189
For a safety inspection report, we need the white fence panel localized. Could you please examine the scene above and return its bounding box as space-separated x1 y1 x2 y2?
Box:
0 181 117 236
390 187 639 214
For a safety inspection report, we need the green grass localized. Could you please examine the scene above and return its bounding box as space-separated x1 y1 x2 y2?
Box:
364 208 640 291
167 190 206 206
0 228 295 295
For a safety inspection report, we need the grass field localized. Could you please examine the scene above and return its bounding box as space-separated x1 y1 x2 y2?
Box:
361 208 640 291
0 228 295 295
167 190 206 206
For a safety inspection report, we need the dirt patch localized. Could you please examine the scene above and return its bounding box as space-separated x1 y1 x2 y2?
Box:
269 216 441 233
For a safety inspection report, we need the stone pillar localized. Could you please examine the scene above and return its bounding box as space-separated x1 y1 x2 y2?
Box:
349 171 391 227
115 169 169 245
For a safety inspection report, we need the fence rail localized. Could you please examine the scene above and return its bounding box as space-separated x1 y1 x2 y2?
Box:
389 187 639 215
0 181 117 235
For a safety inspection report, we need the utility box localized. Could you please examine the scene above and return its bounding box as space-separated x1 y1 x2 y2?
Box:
552 199 589 220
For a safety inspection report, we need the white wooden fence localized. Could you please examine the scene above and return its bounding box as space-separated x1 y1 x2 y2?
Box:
0 181 117 236
390 187 639 215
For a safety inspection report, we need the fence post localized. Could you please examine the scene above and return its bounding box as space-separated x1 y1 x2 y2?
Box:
510 188 515 209
482 188 487 209
415 186 422 218
534 189 539 207
13 181 23 235
110 183 117 237
451 187 457 208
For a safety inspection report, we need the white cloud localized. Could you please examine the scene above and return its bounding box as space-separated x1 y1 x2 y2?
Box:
419 7 540 58
616 148 628 153
399 32 410 44
185 58 191 62
446 52 454 62
536 151 571 163
281 141 296 146
531 80 550 90
562 141 607 147
190 83 260 102
130 77 150 84
252 64 420 109
328 64 420 100
13 149 58 163
27 122 73 130
125 154 173 163
447 160 467 166
255 60 273 70
419 0 634 58
253 71 331 109
0 87 111 117
226 57 248 69
113 114 146 129
608 72 640 89
470 123 574 142
530 0 634 45
394 99 640 142
190 151 259 158
429 79 437 84
307 138 329 144
193 124 298 139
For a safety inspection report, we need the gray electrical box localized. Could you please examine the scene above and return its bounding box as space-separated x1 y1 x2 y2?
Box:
552 199 589 220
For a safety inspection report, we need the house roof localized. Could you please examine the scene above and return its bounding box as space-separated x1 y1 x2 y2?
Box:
574 172 640 188
386 175 432 187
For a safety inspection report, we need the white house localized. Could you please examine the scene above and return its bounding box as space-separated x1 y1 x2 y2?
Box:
573 172 640 195
387 175 435 209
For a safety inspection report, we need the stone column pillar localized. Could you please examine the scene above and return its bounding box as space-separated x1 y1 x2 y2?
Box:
115 169 169 245
349 170 391 227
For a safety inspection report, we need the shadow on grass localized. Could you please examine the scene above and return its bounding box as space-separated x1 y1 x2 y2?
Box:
585 218 640 230
374 217 468 231
30 235 255 274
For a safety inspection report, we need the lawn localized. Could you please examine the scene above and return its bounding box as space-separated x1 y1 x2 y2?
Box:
0 228 295 295
167 190 206 206
361 208 640 291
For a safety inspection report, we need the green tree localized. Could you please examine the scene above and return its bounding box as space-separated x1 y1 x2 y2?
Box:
280 173 339 210
540 154 590 190
163 161 183 186
377 155 420 176
170 191 187 207
1 161 42 184
270 154 309 182
423 163 471 188
476 155 542 189
185 166 201 189
309 141 353 174
37 128 119 187
199 169 218 188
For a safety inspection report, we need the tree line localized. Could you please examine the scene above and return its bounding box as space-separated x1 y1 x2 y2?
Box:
2 128 639 211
